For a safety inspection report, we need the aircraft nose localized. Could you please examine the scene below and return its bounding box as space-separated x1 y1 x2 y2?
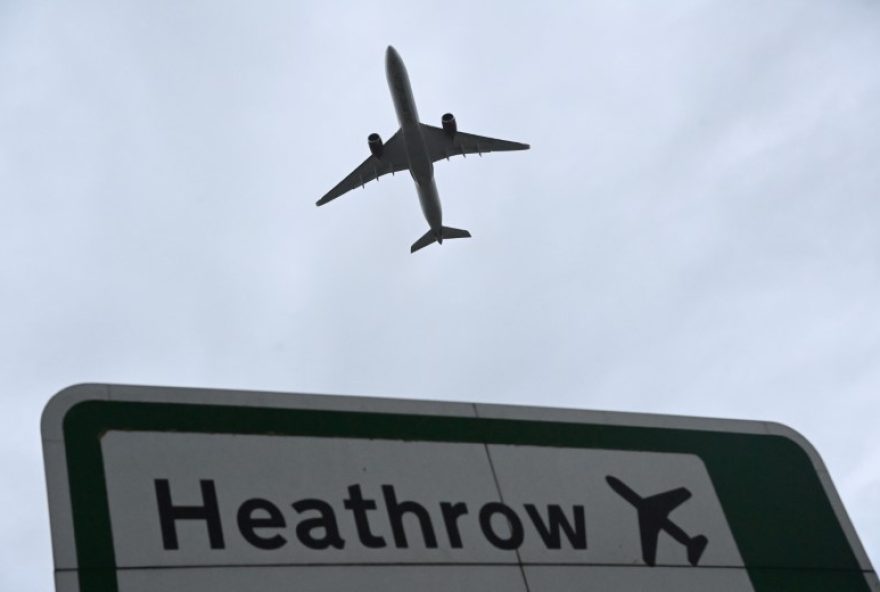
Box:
386 45 400 64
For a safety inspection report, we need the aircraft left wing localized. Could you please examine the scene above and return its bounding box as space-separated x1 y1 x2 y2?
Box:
316 130 408 206
420 124 530 161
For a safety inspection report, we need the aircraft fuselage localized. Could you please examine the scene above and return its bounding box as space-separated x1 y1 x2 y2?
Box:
385 46 443 239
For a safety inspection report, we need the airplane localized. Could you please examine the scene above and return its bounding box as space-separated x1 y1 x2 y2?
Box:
605 475 709 567
316 46 530 253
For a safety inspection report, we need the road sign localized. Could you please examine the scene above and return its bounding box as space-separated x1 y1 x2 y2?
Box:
42 384 878 591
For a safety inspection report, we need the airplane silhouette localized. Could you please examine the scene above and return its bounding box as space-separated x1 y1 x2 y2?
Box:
605 475 709 567
316 46 529 253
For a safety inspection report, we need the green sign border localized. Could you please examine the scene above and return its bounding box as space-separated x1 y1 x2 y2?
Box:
62 400 870 592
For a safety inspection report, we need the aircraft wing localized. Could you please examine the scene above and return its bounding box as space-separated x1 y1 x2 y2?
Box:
644 487 691 515
316 130 408 206
420 124 530 161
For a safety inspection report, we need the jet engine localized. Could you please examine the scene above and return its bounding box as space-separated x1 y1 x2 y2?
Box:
441 113 457 136
368 133 383 158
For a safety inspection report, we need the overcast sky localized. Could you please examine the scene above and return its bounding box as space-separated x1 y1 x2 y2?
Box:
2 1 880 589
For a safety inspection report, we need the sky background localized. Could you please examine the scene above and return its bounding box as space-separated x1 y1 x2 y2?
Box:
2 1 880 588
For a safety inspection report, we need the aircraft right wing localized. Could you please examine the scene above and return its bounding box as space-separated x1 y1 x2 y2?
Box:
316 130 409 206
420 124 530 161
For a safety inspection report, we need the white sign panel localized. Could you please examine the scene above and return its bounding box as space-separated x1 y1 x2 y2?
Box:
42 384 879 592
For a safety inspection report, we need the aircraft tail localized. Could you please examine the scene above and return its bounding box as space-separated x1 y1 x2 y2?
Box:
411 226 471 253
687 535 708 566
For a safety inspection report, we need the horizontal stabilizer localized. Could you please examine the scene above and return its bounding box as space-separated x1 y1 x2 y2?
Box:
411 226 471 253
411 230 437 253
441 226 471 240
